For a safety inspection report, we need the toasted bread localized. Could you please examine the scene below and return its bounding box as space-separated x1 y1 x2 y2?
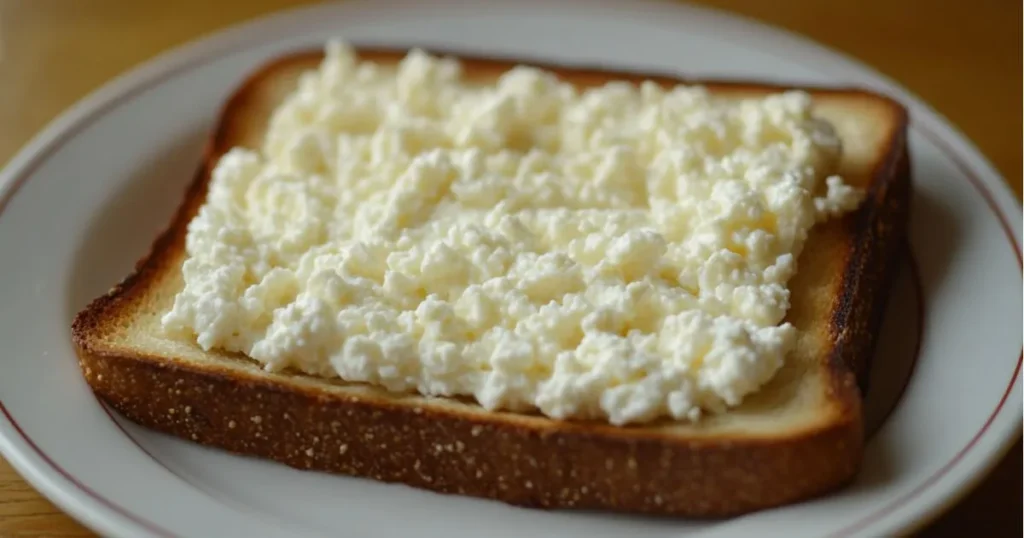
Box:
71 48 911 517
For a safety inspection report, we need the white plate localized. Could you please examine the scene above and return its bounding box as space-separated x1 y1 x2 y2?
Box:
0 1 1019 536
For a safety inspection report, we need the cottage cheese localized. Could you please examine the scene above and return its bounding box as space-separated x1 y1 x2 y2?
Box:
162 42 863 425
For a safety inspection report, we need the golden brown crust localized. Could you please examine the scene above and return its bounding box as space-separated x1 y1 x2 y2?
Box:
71 47 911 517
77 348 860 517
829 131 911 393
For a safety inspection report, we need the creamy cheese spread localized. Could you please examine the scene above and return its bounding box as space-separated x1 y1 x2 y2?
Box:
162 41 863 425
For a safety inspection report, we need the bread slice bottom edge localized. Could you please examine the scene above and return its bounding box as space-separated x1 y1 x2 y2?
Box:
78 346 864 517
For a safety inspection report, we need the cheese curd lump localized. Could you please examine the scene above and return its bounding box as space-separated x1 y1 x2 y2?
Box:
162 42 863 425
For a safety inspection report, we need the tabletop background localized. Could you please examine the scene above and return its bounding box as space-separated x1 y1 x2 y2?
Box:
0 0 1020 536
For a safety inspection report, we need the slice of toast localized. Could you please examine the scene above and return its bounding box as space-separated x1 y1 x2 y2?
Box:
71 48 910 517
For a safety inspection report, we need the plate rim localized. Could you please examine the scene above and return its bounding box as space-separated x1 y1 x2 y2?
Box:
0 1 1020 537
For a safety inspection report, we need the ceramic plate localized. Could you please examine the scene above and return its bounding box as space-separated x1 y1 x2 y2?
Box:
0 1 1020 536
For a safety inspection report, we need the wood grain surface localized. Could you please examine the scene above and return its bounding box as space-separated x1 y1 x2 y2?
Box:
0 1 1020 536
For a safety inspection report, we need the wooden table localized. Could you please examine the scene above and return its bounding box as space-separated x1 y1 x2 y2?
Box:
1 1 1020 536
